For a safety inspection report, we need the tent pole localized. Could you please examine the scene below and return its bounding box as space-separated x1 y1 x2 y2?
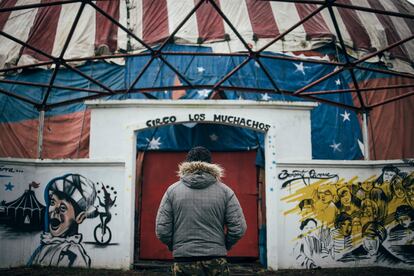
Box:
362 112 370 160
37 110 45 159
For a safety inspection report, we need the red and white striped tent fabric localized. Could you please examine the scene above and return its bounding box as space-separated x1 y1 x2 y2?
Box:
0 0 413 72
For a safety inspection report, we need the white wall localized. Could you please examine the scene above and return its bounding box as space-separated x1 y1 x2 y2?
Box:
272 160 414 270
0 159 128 269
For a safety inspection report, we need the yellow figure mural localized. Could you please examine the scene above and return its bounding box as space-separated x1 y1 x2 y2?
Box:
281 165 414 268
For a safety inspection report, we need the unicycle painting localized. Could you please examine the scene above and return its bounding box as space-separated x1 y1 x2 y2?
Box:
92 183 117 245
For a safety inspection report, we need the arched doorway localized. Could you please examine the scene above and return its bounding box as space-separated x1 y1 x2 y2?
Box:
87 99 316 269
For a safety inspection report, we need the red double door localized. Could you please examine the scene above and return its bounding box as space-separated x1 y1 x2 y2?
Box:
139 151 258 260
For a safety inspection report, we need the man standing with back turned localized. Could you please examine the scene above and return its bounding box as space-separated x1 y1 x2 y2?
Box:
156 146 247 275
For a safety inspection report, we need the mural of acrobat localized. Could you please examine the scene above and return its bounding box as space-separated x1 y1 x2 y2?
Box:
28 174 97 267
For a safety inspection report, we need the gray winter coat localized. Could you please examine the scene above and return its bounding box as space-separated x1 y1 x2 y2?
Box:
155 161 247 258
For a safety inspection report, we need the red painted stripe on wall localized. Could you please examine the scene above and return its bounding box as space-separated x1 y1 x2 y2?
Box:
142 0 169 44
367 0 407 60
0 0 18 31
351 77 414 160
195 0 225 42
95 0 119 53
245 0 279 38
295 3 332 39
337 0 371 50
21 0 62 61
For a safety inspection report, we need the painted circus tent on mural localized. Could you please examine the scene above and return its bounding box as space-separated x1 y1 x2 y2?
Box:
0 0 413 271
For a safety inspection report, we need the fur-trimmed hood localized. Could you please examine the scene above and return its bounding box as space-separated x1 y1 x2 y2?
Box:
178 161 224 189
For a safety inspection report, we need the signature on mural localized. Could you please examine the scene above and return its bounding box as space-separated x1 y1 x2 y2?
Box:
0 165 24 174
279 169 338 189
283 165 414 268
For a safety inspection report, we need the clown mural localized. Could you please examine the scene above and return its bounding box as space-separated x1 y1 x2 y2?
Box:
28 174 97 267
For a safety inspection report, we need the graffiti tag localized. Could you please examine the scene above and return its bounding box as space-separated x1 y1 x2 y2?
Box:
279 169 338 188
0 165 24 174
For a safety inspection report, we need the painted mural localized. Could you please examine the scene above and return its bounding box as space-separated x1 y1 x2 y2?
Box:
0 166 120 268
281 165 414 268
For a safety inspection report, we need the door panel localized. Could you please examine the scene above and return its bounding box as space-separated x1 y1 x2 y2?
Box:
139 151 258 260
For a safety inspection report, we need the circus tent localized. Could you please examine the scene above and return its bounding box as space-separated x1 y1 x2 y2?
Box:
0 183 45 230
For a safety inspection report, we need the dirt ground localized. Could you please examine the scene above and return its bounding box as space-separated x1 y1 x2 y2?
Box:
0 265 412 276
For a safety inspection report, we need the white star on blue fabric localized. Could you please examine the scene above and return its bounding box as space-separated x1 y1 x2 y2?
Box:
294 62 306 75
340 111 351 122
261 93 271 101
254 61 260 68
197 67 205 73
197 89 211 98
330 142 342 152
209 133 218 141
146 137 162 150
335 79 341 86
5 182 14 191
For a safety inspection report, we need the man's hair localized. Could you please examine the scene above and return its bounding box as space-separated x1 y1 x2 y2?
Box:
403 173 414 189
395 205 413 220
186 146 212 163
298 198 313 211
299 218 317 230
334 212 352 229
362 222 387 242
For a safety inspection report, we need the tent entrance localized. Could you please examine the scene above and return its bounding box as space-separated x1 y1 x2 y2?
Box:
135 150 260 261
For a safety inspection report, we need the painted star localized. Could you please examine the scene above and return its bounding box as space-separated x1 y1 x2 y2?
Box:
294 62 306 75
146 137 162 150
254 61 260 68
197 89 211 98
209 133 218 141
340 111 351 122
330 142 342 152
197 67 205 73
335 79 341 86
5 182 14 191
261 93 271 101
